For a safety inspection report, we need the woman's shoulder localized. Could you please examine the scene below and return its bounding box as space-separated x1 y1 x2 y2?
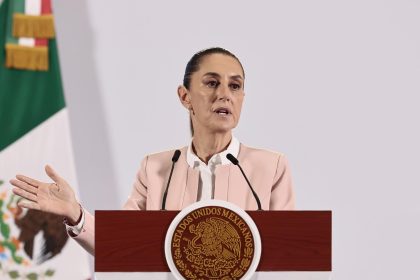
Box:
238 143 287 164
143 146 189 163
239 143 285 157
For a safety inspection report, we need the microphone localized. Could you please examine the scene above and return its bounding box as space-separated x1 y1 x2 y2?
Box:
161 150 181 210
226 153 262 210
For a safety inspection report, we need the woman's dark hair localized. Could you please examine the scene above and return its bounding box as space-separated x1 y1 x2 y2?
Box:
183 47 245 90
183 47 245 136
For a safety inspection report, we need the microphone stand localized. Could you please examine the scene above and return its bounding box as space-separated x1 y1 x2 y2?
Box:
161 150 181 210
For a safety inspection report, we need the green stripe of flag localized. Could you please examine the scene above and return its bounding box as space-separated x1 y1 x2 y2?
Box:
0 0 66 151
5 0 24 44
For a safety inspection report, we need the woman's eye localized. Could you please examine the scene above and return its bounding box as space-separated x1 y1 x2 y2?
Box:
230 83 241 90
207 81 219 88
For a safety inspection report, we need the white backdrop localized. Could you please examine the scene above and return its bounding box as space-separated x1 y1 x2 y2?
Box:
53 0 420 279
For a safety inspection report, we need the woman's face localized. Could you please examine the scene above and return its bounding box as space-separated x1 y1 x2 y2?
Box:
179 54 245 135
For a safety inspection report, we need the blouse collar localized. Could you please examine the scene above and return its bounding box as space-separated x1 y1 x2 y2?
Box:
186 136 240 168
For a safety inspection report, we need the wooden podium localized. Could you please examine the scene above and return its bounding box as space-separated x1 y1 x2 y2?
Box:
95 211 331 280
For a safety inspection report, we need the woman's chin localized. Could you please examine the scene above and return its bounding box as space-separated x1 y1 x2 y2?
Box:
210 123 236 134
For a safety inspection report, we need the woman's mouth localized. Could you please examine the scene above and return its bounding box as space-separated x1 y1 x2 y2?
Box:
214 107 231 116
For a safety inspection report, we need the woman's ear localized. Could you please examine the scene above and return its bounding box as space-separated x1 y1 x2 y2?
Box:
177 85 192 110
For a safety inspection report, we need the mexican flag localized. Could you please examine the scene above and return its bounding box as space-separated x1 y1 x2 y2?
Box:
0 0 91 279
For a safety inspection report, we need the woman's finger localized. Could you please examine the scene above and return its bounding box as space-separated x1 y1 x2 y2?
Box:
12 187 37 202
45 165 63 184
15 174 41 188
17 199 41 210
9 179 38 195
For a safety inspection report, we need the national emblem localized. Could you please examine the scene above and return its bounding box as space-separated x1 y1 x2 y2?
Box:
166 200 261 280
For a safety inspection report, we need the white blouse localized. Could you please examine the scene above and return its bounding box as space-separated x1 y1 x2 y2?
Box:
186 136 240 201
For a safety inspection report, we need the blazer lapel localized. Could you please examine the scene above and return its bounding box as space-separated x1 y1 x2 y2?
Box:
161 153 191 210
214 165 231 201
181 167 200 208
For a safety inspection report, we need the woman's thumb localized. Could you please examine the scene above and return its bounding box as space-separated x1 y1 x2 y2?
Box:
45 165 62 183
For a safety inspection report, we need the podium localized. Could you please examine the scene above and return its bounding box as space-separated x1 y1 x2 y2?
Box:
95 211 331 280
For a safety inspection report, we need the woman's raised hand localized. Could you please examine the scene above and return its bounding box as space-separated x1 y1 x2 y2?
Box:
10 165 81 223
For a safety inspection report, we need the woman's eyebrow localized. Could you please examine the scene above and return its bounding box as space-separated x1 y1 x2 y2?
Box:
230 75 244 81
203 72 221 78
203 72 244 80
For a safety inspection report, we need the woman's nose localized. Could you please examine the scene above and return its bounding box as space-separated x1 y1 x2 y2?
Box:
216 83 231 101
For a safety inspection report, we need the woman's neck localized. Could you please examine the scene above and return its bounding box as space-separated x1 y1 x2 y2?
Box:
192 130 232 164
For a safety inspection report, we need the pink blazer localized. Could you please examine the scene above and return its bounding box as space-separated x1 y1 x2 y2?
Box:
74 144 295 255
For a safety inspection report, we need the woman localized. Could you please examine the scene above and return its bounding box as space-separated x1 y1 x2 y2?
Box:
10 47 295 256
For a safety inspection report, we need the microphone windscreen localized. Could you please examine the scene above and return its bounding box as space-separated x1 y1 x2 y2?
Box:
172 150 181 162
226 153 239 165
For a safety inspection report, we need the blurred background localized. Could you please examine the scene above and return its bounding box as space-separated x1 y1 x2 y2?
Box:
53 1 419 279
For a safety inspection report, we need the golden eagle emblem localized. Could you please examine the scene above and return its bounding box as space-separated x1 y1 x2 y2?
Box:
171 206 255 280
185 217 241 277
